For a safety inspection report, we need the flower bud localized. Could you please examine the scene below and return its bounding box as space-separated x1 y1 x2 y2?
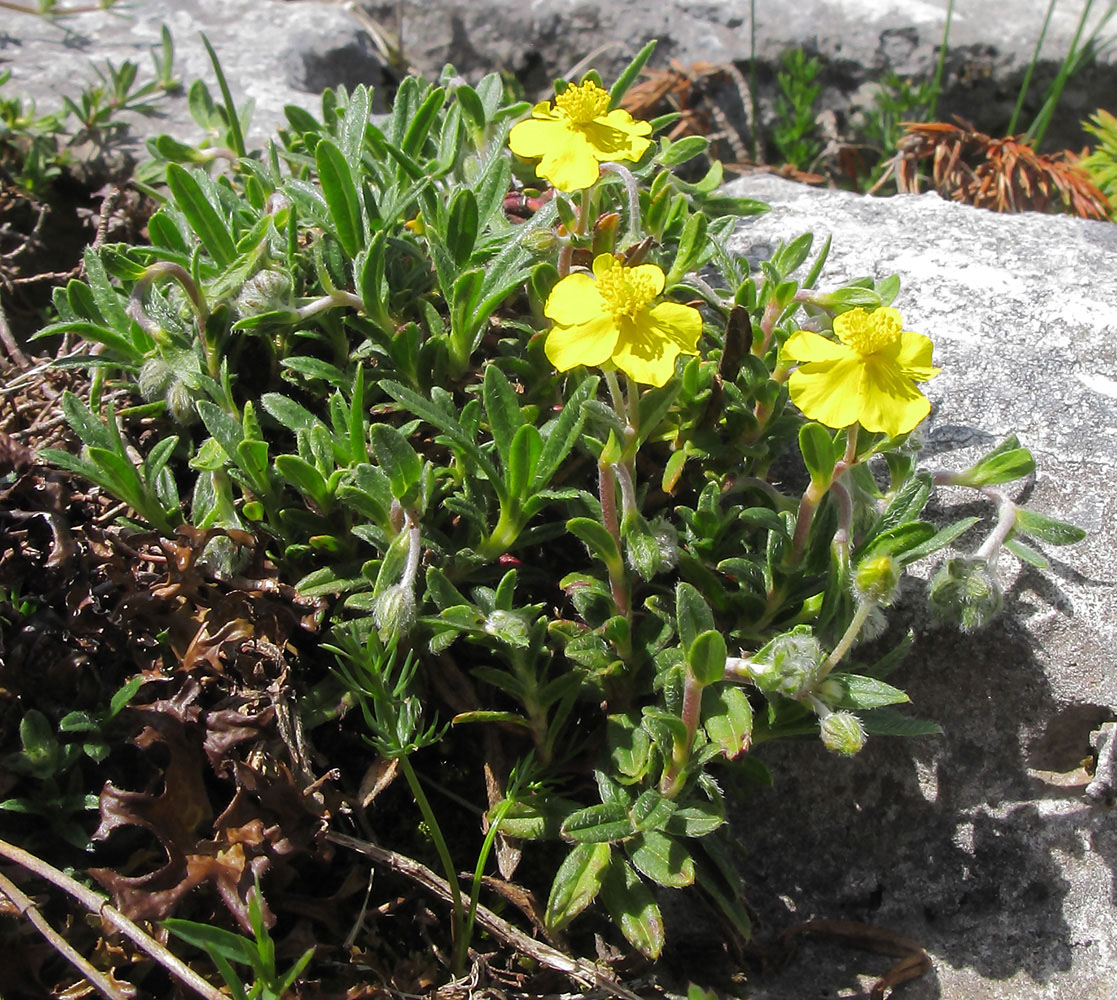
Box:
853 554 902 607
139 357 174 401
746 625 825 698
928 556 1003 632
234 268 292 317
374 584 416 639
165 379 197 425
819 711 867 756
522 228 561 256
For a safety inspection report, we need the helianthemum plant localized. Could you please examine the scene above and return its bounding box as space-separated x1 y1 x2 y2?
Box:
26 37 1084 994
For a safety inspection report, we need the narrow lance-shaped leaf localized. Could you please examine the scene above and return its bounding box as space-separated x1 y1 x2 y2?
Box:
315 137 364 258
166 163 237 267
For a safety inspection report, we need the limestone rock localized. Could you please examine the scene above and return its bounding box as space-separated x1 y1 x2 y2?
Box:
715 173 1117 1000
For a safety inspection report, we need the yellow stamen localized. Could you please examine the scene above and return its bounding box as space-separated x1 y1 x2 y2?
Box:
595 263 658 321
835 308 902 356
554 81 611 125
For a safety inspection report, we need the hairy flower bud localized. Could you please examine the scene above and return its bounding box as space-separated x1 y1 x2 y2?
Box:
139 357 174 401
374 584 416 639
165 379 197 425
819 711 867 756
928 556 1003 632
235 268 292 317
746 625 825 698
853 553 902 607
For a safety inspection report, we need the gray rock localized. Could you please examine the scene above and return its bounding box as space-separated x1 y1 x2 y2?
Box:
5 0 1116 182
1 0 385 174
713 174 1117 1000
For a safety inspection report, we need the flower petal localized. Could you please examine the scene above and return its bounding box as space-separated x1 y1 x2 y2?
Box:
856 356 931 437
545 273 606 326
509 118 601 190
646 301 702 352
545 315 619 373
508 117 565 158
581 110 653 162
889 330 941 382
611 312 693 387
787 356 865 430
782 330 854 364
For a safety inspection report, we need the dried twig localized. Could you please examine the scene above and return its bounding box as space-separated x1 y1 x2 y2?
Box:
327 831 645 1000
0 300 30 369
0 837 227 1000
0 870 128 1000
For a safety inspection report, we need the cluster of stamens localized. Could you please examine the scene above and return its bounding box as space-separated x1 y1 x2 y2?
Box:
836 308 902 355
595 264 658 321
554 81 611 124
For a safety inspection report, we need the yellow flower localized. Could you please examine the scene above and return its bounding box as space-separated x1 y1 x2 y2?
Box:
781 306 940 438
508 80 652 192
544 254 702 387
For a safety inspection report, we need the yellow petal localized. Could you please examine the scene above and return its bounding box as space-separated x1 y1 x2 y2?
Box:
545 315 619 372
580 110 653 162
535 130 601 191
611 312 694 387
890 330 941 383
592 253 620 279
626 263 666 297
508 117 565 158
856 357 931 436
788 356 865 429
782 330 854 364
646 301 703 353
544 272 606 326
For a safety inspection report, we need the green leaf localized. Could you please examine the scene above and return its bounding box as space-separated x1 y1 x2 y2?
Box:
446 187 479 266
534 376 597 490
506 424 542 501
663 800 724 838
676 581 714 652
545 842 611 932
401 86 446 157
627 830 695 888
275 455 330 509
667 209 708 283
798 422 835 486
608 39 657 108
165 164 236 267
857 521 936 562
163 918 258 968
600 858 664 959
900 516 980 563
825 674 910 710
482 363 522 468
702 685 753 759
561 802 635 843
688 629 727 687
567 517 622 569
369 423 422 502
1004 536 1049 568
1013 508 1086 546
629 788 676 832
315 137 363 258
954 436 1036 486
657 135 709 166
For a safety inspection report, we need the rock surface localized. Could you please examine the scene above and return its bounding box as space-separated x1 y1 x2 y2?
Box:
714 174 1117 999
5 0 1117 177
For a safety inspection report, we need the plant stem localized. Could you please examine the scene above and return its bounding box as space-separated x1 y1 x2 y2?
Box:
597 460 629 618
1008 0 1057 135
927 0 956 121
396 755 467 975
817 597 875 681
